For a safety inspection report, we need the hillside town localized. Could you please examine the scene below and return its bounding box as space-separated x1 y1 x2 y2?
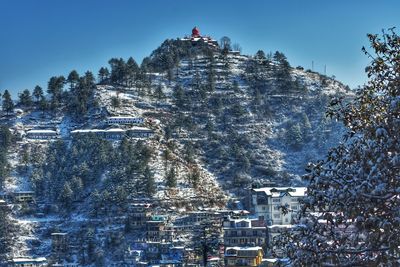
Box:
1 23 384 267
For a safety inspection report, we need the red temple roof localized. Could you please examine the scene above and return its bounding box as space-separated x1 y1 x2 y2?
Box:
192 26 200 37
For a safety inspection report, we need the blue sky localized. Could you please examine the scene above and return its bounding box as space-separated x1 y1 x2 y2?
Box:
0 0 399 97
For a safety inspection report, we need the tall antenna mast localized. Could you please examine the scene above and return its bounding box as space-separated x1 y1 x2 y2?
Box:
324 64 326 76
312 61 314 71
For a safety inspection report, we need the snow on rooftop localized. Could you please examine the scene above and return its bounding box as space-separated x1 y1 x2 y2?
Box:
225 246 263 251
129 126 153 131
11 257 47 263
108 116 143 119
26 129 57 134
252 187 307 197
106 128 125 133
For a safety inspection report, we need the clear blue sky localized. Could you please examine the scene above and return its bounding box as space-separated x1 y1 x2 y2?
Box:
1 0 399 97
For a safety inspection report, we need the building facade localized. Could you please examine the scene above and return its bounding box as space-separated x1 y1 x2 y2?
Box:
224 247 264 267
26 130 58 139
251 187 306 225
223 217 267 247
107 116 144 125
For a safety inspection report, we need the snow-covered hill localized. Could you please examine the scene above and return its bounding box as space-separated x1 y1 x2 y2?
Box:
0 40 353 264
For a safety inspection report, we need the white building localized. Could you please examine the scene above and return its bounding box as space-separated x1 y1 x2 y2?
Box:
127 127 154 138
8 257 47 267
26 129 58 139
71 128 127 140
251 187 307 225
13 191 35 203
107 116 144 125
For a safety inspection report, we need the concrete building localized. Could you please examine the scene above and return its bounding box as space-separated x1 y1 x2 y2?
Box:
13 191 35 203
8 257 47 267
107 116 144 125
224 247 264 267
127 203 152 230
26 130 58 140
251 187 307 225
223 217 267 247
127 127 154 138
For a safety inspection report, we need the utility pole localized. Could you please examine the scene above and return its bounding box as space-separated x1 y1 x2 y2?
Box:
324 65 327 76
312 61 314 71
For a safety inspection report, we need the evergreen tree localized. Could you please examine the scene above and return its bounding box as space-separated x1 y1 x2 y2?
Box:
286 123 303 149
188 165 200 188
144 166 156 196
33 85 44 103
126 57 139 86
108 58 126 85
111 96 120 111
47 76 65 109
0 126 12 188
59 181 73 210
301 112 312 141
172 84 185 109
273 51 292 91
98 67 110 84
280 29 400 266
2 90 14 114
255 50 267 62
0 208 13 262
38 96 47 112
154 84 166 101
67 70 80 90
165 166 177 188
207 64 216 93
18 89 33 107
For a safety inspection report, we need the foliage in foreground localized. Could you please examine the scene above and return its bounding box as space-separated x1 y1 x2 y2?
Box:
279 29 400 266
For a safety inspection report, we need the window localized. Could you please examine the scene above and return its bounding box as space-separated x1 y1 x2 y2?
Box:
292 205 298 210
274 205 280 211
272 198 281 203
273 214 280 218
262 206 266 211
285 218 289 223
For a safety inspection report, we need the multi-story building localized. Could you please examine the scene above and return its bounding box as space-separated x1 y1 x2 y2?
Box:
224 247 264 267
13 191 35 203
146 215 175 242
26 129 58 139
107 116 144 125
251 187 307 225
127 203 152 230
223 217 267 247
8 257 47 267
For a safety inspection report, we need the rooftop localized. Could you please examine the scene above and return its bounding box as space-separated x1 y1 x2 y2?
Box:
10 257 47 263
252 187 307 197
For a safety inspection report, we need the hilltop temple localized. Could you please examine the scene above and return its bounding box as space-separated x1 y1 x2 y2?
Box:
181 26 219 48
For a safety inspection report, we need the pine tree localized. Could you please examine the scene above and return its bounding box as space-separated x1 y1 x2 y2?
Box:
154 84 165 101
126 57 139 86
188 165 201 188
172 84 185 109
18 89 33 107
67 70 80 90
301 112 312 141
2 90 14 114
144 165 156 196
47 76 65 109
280 29 400 266
33 85 44 103
59 181 73 210
165 166 177 188
98 67 110 84
286 123 303 149
110 96 120 111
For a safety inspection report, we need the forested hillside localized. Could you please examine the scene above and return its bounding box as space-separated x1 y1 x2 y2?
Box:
0 35 352 264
